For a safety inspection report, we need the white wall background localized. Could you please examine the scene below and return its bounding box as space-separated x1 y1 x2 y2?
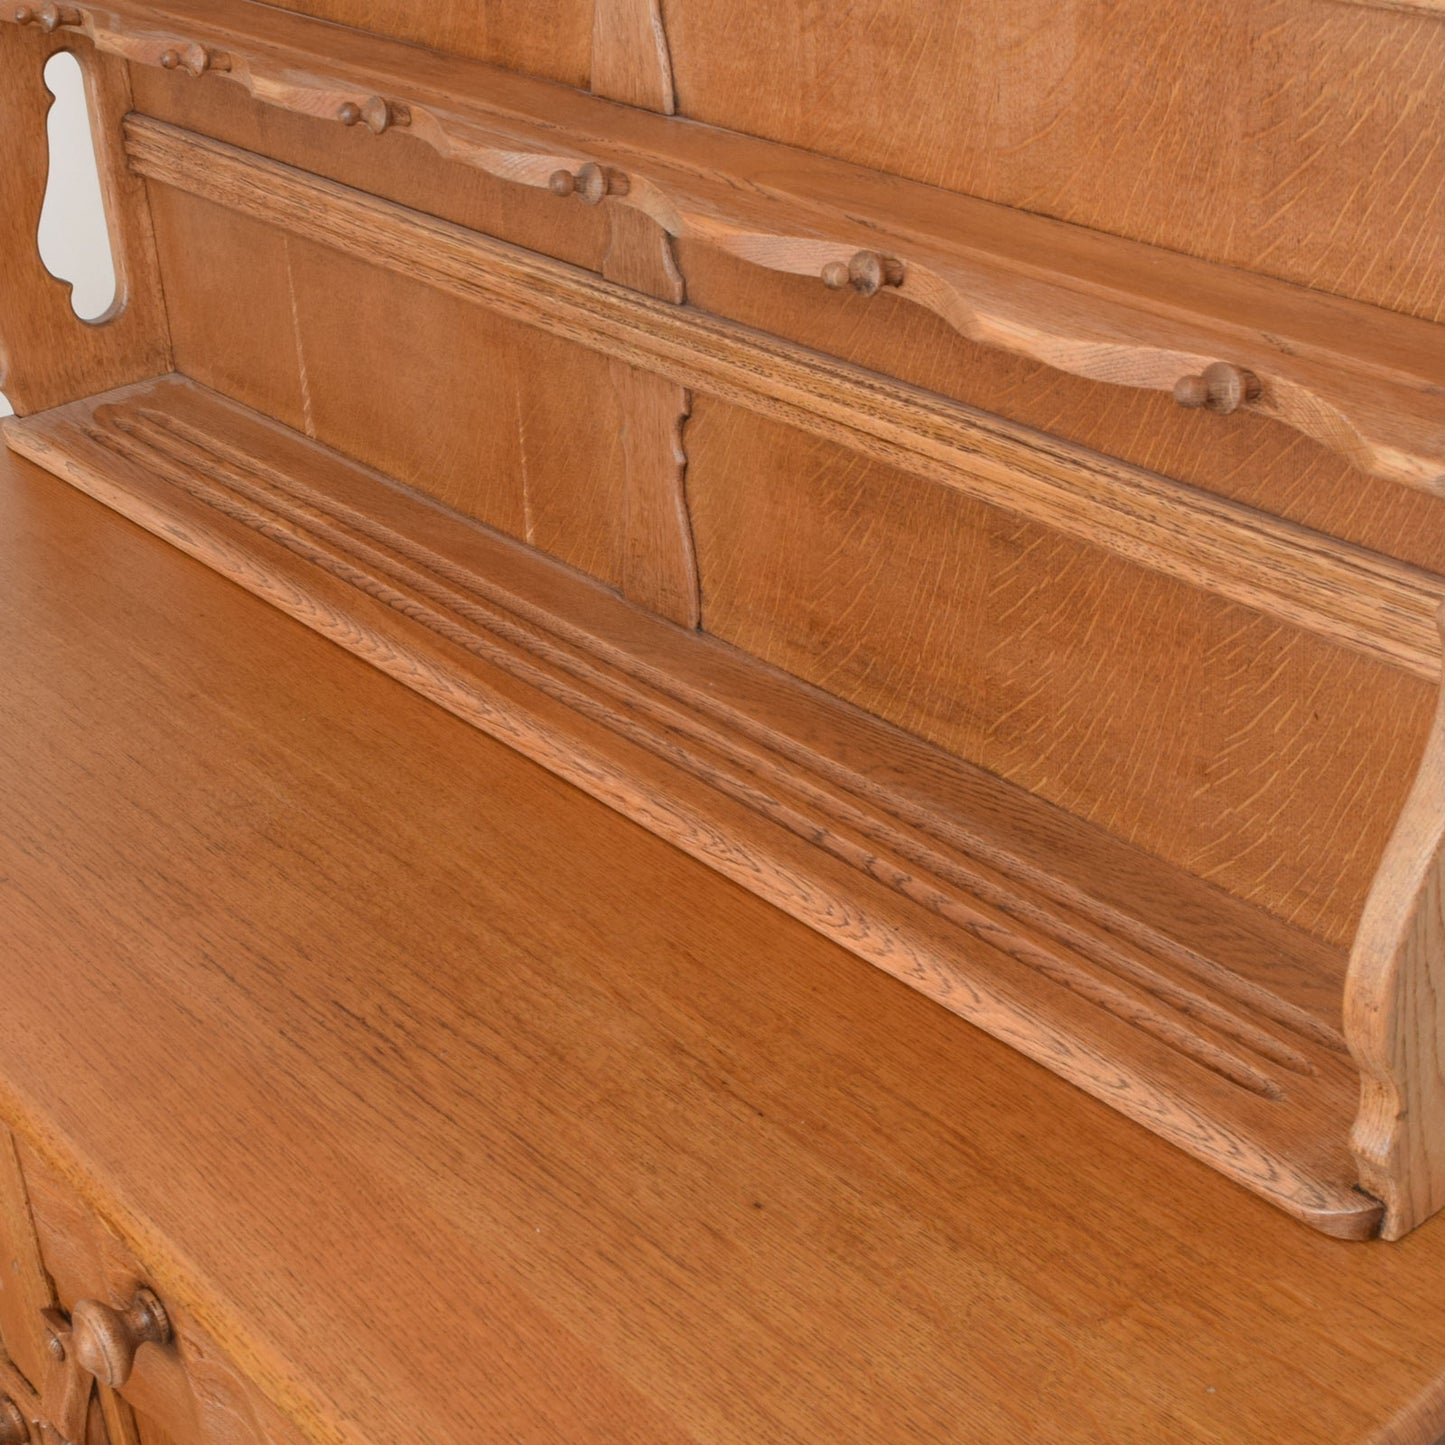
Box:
0 50 118 418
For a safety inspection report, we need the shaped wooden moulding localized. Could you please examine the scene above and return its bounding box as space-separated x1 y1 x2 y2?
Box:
4 0 1445 1242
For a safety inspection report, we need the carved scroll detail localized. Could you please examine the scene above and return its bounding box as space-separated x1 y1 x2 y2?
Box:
1348 608 1445 1238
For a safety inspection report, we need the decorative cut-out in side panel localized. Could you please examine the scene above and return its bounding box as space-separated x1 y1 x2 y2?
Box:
38 50 117 322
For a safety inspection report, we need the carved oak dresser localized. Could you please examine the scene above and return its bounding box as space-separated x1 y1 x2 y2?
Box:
3 1 1445 1441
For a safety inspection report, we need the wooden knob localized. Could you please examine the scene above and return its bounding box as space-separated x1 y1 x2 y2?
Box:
162 43 228 75
1172 361 1260 415
0 1397 27 1445
13 6 36 23
338 96 409 134
36 3 80 29
548 162 627 205
70 1289 171 1388
821 250 904 296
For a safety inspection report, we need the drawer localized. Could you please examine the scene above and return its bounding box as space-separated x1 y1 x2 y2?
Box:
0 1124 299 1445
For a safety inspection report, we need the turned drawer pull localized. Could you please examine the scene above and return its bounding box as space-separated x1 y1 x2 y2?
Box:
1172 361 1261 415
548 162 629 205
337 95 411 134
0 1397 26 1445
160 43 231 76
14 3 81 27
70 1288 172 1388
820 250 905 297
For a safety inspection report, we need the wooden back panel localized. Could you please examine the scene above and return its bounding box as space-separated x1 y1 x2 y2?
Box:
663 0 1445 320
257 0 1445 317
123 66 1440 952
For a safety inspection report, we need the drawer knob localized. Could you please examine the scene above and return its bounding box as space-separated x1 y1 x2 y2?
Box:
71 1288 172 1388
0 1396 26 1445
337 96 411 134
820 250 905 297
1172 361 1261 414
548 162 629 205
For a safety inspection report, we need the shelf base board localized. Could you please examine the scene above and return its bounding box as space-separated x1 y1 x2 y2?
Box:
4 375 1381 1238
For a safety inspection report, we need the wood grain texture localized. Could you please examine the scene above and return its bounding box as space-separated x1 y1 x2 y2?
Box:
600 202 698 627
0 1124 55 1395
19 1146 284 1445
237 0 593 84
590 0 674 114
124 69 1445 583
0 1355 44 1445
673 239 1445 582
143 185 632 592
612 365 697 628
1337 0 1445 11
13 0 1443 490
1349 611 1445 1238
123 119 1445 684
2 376 1382 1235
8 446 1445 1441
686 400 1434 953
663 0 1445 323
0 23 171 413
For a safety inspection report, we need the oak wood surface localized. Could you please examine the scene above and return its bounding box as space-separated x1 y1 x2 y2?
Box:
0 1123 57 1396
119 69 1445 587
110 121 1444 961
5 375 1382 1235
589 0 673 115
19 1145 304 1445
140 179 633 592
6 441 1445 1442
661 0 1445 323
1349 614 1445 1239
12 0 1443 491
121 121 1445 686
0 21 171 413
252 0 593 85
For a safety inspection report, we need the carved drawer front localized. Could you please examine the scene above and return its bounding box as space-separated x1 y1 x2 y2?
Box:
0 1136 294 1445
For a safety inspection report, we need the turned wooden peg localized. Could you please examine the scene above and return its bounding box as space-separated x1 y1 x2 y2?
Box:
161 42 228 76
338 95 410 134
548 162 628 205
821 250 905 296
0 1397 27 1445
12 6 36 23
70 1288 172 1389
36 2 80 29
1172 361 1261 415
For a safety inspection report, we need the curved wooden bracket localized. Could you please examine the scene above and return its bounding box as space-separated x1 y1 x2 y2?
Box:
1348 605 1445 1238
11 0 1443 494
0 19 170 413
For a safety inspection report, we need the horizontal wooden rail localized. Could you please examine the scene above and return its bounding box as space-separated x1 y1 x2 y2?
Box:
123 117 1445 684
6 0 1445 492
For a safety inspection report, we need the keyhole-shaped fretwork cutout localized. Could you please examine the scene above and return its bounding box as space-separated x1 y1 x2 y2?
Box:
38 50 117 322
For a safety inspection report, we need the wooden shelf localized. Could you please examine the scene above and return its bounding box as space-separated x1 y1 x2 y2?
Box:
8 442 1445 1443
5 375 1382 1236
5 0 1445 491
